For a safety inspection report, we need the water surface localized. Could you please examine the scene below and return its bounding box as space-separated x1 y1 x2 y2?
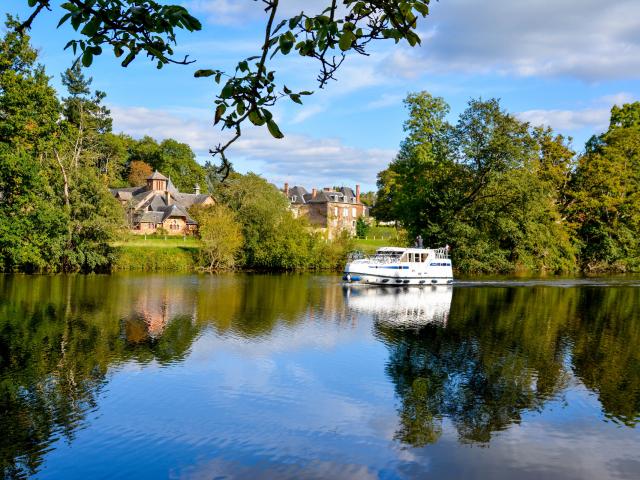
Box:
1 274 639 479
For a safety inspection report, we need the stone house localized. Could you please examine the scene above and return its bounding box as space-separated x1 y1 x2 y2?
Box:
283 183 369 238
111 171 214 235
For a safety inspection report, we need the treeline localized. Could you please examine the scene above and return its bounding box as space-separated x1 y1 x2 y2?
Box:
193 173 353 272
0 17 212 272
375 92 640 274
0 18 351 273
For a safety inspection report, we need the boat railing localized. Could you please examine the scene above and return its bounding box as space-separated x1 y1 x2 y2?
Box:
434 247 450 259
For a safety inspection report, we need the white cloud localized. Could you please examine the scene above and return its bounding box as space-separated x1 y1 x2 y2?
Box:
291 104 326 124
385 0 640 81
516 93 636 132
110 104 394 190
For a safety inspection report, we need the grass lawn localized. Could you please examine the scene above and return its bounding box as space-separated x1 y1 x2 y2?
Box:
112 235 203 248
353 237 389 254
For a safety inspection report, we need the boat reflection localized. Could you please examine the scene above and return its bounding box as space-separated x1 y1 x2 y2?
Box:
343 285 452 328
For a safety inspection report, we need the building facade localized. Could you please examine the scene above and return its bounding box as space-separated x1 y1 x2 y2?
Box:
111 171 214 235
283 183 368 238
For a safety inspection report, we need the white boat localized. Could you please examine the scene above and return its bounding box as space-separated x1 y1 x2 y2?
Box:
343 246 453 286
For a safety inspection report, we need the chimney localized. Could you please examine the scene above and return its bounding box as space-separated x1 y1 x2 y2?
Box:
166 190 171 206
284 182 289 195
356 184 361 204
194 183 200 195
312 188 317 199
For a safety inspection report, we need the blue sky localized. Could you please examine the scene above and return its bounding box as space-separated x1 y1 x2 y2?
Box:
4 0 640 190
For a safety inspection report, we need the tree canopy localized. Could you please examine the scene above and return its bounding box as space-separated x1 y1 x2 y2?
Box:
374 91 640 274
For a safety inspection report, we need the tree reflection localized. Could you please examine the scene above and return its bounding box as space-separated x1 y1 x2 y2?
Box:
0 273 320 478
1 275 639 476
378 285 640 447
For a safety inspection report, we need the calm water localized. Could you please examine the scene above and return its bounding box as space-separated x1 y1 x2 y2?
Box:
1 274 639 479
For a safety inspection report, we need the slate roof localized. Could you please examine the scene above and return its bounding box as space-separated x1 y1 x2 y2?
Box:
147 170 168 180
287 186 308 204
136 211 164 224
174 193 212 209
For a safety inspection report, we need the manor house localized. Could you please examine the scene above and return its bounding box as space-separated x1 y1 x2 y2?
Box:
111 171 214 235
282 183 368 238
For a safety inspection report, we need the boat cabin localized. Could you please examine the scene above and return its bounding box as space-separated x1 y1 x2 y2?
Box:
374 247 450 264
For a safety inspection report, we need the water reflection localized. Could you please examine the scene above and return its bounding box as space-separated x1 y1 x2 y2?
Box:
0 275 639 478
377 286 640 447
343 285 452 328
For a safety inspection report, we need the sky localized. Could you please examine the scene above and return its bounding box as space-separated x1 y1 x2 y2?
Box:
4 0 640 191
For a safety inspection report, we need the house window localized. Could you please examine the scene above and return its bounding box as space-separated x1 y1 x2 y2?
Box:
352 208 356 217
343 207 348 217
292 195 297 202
334 207 338 216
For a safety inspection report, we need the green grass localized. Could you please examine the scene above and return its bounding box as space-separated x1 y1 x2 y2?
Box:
112 246 198 272
353 238 389 254
110 235 201 271
112 234 203 249
354 226 401 253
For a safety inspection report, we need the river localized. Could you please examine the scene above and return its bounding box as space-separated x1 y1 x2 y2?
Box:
1 274 639 479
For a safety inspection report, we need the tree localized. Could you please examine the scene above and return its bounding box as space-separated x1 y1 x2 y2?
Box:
355 216 369 238
376 92 577 274
569 103 640 272
191 204 243 271
0 19 123 272
155 139 206 192
127 159 152 186
17 1 434 176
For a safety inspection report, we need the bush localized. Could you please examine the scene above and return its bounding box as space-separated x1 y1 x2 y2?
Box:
191 204 243 271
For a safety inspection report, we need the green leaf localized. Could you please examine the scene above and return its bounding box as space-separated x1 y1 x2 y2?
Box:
289 94 302 105
220 82 234 99
28 0 38 6
121 51 136 67
194 69 215 78
214 104 226 125
248 110 265 126
81 50 93 67
57 13 72 27
339 31 355 51
81 18 100 36
267 119 284 139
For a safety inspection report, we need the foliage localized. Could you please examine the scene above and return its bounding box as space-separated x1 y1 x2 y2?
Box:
127 136 207 192
19 0 201 69
0 18 122 273
127 159 152 186
355 216 369 238
376 92 579 274
111 245 197 271
191 204 243 271
569 103 640 272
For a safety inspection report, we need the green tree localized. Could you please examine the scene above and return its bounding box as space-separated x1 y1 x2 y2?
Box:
570 103 640 271
191 204 243 271
155 138 206 192
376 92 577 274
0 19 122 272
355 216 369 238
